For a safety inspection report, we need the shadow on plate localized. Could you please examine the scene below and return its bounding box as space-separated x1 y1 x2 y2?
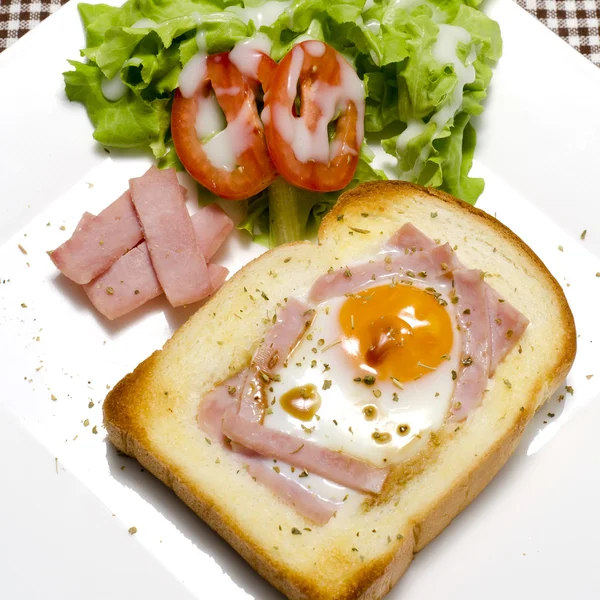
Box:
391 379 574 594
50 273 211 336
104 441 285 600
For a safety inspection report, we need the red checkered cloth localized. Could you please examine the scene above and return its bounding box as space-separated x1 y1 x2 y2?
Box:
0 0 599 67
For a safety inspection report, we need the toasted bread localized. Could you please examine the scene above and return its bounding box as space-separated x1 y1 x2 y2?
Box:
103 181 576 600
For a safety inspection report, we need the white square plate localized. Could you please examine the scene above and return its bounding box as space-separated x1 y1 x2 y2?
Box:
1 1 600 598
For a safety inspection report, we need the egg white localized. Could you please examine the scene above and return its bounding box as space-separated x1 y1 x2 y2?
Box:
263 279 461 468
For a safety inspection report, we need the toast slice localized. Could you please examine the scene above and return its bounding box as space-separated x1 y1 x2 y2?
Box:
103 181 576 600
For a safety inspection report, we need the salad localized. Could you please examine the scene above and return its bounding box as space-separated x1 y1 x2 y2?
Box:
64 0 501 247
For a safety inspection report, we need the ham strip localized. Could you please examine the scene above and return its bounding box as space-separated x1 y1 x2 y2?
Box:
385 222 437 252
207 264 229 291
198 371 246 442
238 298 316 422
192 204 234 261
83 208 231 320
450 270 491 421
384 225 529 381
83 243 162 320
221 410 389 494
49 190 142 284
253 298 316 375
238 370 267 423
308 243 458 303
198 373 339 524
486 286 529 375
130 166 211 307
246 462 339 525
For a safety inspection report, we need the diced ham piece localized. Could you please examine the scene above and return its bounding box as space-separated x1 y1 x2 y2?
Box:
238 298 316 422
486 286 530 375
129 166 211 307
246 462 339 525
49 191 142 284
450 270 491 421
308 243 458 303
83 244 162 320
83 207 231 320
221 410 389 494
191 204 234 261
385 222 437 253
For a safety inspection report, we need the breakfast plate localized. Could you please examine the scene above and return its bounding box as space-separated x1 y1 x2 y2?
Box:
1 0 600 598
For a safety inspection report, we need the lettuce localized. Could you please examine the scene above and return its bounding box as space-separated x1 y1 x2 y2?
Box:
65 0 501 244
238 145 385 247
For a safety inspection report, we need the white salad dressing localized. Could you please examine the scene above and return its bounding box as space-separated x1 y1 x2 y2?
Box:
195 92 226 140
227 0 291 28
202 97 257 171
229 33 273 80
130 18 157 29
364 19 381 35
430 24 476 130
100 73 127 102
303 40 326 57
271 44 365 164
178 53 207 98
263 280 461 467
195 27 206 52
396 24 476 177
213 86 242 96
362 0 376 12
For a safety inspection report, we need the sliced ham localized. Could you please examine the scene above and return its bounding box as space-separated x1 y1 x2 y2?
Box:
385 222 437 253
246 462 339 525
83 207 231 320
197 371 246 442
75 212 95 231
238 369 266 423
384 225 529 380
221 410 389 494
486 286 530 375
207 264 229 291
308 243 458 303
130 166 211 307
191 204 234 261
450 270 491 421
49 190 142 284
253 297 316 375
83 243 162 320
238 298 316 422
197 373 339 524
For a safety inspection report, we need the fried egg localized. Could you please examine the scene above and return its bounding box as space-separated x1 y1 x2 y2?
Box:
263 279 460 467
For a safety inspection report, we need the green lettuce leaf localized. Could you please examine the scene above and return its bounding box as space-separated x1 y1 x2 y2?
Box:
238 146 386 247
64 59 170 157
65 0 501 241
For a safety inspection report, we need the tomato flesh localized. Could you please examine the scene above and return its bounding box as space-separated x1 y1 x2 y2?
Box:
263 41 364 192
171 52 277 201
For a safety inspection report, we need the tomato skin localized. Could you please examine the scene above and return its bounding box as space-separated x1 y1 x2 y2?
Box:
262 41 364 192
171 52 277 201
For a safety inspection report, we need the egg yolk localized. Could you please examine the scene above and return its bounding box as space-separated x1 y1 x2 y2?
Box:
339 284 453 382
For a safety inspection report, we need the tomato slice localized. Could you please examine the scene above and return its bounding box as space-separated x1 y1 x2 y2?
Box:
262 41 365 192
171 52 277 201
